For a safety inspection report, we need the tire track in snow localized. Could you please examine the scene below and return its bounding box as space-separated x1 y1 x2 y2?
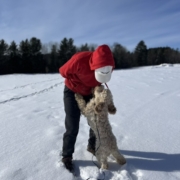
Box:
0 82 63 104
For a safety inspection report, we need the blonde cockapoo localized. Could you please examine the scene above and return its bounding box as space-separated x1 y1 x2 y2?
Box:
75 85 126 169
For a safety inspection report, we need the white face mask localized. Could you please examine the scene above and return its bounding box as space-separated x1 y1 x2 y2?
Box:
94 66 113 83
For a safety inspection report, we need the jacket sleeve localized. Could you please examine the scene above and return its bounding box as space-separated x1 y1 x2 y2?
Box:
59 55 79 79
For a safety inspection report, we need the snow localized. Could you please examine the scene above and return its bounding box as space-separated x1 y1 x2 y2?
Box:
0 64 180 180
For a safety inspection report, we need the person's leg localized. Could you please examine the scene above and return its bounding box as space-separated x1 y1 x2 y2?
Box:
62 86 81 158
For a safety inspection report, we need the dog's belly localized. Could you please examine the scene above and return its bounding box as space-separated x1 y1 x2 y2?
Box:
97 135 117 149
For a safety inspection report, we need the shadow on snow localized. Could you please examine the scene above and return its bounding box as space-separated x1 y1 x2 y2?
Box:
121 150 180 172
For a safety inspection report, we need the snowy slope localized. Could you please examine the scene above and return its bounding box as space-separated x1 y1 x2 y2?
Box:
0 64 180 180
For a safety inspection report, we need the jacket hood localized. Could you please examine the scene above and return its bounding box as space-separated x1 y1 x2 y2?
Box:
90 45 115 70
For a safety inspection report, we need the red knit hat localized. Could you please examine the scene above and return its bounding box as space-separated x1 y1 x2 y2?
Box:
90 45 115 70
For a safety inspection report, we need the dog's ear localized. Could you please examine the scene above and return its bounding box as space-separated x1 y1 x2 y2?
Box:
95 102 105 113
108 105 117 114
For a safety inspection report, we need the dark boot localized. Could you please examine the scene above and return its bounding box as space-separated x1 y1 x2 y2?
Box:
62 157 74 172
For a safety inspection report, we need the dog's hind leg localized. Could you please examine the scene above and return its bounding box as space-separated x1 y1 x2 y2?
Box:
96 156 108 169
111 150 126 165
96 151 109 169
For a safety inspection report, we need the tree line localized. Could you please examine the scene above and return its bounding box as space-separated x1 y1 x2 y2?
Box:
0 37 180 75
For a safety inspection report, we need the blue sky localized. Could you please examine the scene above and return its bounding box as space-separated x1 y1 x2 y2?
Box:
0 0 180 51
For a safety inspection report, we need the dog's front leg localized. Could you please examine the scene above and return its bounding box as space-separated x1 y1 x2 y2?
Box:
75 93 87 115
108 104 117 114
106 89 117 114
95 102 105 114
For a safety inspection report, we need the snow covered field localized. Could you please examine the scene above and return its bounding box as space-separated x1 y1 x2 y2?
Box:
0 64 180 180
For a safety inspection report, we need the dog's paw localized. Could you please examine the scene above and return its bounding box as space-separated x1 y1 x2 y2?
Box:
101 163 108 170
95 102 105 113
108 105 117 114
75 93 83 100
117 156 126 165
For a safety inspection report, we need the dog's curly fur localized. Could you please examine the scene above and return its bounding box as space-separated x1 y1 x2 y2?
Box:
75 85 126 169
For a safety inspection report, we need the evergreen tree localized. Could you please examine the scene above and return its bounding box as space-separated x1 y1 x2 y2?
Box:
78 43 90 52
19 39 30 56
173 49 180 63
112 43 129 69
58 38 77 67
1 36 180 74
0 39 8 56
89 44 97 51
8 41 20 73
8 41 19 56
0 39 9 74
29 37 42 55
134 40 147 66
19 39 31 73
29 37 44 73
50 44 58 72
147 48 157 65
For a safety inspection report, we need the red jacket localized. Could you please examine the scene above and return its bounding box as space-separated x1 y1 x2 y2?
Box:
59 45 115 95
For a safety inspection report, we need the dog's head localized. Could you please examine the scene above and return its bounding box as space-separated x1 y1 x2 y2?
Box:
92 85 116 115
93 85 104 96
92 85 106 114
